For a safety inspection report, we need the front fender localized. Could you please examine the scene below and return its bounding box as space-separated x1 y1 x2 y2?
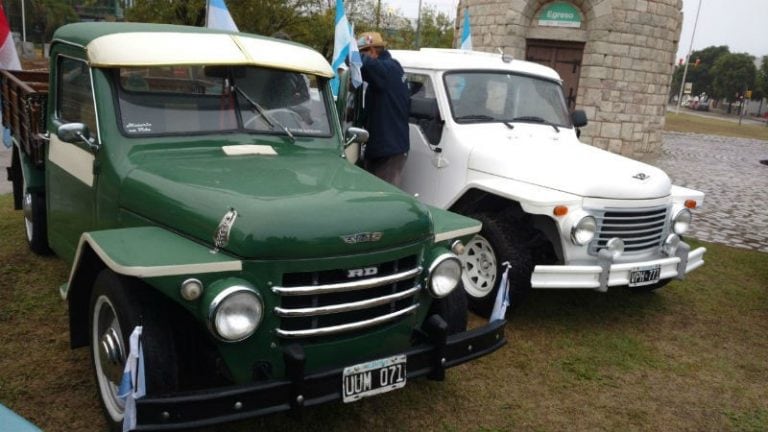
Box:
451 170 583 216
63 226 242 348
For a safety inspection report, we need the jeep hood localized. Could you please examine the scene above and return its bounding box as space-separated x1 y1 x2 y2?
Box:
120 147 432 259
466 125 671 199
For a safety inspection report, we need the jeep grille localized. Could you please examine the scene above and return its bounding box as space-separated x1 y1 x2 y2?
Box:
590 206 669 255
272 255 421 339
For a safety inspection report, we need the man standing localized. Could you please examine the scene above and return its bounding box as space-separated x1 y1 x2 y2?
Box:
357 32 410 187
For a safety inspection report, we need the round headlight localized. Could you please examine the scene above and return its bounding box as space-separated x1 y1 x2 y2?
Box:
209 288 263 342
673 208 692 235
571 215 597 245
428 254 462 298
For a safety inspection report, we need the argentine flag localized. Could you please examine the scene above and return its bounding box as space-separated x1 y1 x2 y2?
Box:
331 0 363 97
206 0 239 32
489 262 511 321
460 8 472 51
118 327 146 432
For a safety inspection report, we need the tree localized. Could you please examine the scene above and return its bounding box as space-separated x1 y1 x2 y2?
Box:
710 52 757 112
754 56 768 115
669 45 730 101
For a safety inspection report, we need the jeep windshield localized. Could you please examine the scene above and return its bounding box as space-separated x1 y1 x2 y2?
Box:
444 71 570 128
114 65 332 140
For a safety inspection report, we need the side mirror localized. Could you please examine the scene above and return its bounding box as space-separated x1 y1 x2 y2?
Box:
344 126 369 148
58 123 98 150
410 97 439 120
571 110 588 128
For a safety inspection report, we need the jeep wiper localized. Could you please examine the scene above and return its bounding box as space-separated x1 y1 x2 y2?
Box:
511 115 559 133
455 114 497 123
233 85 295 143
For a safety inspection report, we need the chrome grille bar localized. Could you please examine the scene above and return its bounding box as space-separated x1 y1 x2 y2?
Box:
276 304 420 338
272 267 422 296
590 205 669 255
274 286 421 317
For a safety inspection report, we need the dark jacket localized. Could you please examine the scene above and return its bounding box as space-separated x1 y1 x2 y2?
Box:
360 50 410 160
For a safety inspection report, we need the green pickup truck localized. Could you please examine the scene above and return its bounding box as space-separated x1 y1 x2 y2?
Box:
2 23 505 431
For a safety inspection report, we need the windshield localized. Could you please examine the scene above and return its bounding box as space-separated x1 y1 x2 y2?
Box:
115 65 332 139
444 71 570 127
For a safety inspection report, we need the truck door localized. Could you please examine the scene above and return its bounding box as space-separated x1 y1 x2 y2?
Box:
46 55 98 261
400 73 442 204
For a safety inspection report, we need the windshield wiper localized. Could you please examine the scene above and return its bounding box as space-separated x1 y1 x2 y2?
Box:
455 114 497 123
510 115 559 133
232 85 295 143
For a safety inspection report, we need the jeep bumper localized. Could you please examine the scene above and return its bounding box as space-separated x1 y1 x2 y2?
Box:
131 318 506 431
531 243 706 291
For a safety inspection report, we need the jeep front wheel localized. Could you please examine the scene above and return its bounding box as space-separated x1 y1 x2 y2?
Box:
460 212 533 318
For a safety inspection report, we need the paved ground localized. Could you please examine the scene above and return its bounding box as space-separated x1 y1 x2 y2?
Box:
2 133 767 252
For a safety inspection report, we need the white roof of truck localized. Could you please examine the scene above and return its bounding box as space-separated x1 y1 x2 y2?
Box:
390 48 561 82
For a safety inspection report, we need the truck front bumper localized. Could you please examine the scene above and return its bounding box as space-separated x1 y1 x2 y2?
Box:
132 318 506 431
531 243 706 291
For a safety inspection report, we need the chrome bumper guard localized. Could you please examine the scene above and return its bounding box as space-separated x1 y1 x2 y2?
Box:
131 318 506 431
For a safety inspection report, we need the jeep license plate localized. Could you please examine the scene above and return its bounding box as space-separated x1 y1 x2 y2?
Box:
629 265 661 287
342 354 407 403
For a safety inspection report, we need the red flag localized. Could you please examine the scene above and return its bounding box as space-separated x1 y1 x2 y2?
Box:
0 5 21 70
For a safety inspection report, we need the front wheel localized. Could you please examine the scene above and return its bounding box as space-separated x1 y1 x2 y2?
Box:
460 212 534 318
90 270 178 431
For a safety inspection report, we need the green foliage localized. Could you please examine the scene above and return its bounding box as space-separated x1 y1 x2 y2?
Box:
670 45 730 98
711 52 757 101
4 0 79 42
753 56 768 101
124 0 206 26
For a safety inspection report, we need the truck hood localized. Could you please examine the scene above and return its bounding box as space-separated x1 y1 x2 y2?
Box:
120 147 431 259
466 125 671 199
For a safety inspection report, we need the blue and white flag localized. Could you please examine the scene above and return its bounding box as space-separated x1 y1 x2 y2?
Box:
331 0 363 97
206 0 239 32
118 326 145 432
489 262 511 321
460 8 472 51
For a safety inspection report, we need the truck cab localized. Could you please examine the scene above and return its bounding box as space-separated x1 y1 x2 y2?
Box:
3 25 505 431
387 48 706 316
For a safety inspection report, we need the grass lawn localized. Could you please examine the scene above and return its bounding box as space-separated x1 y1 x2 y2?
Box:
1 193 767 431
665 111 768 141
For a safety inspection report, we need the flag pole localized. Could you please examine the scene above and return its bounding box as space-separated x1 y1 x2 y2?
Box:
21 0 26 43
675 0 702 115
415 0 423 49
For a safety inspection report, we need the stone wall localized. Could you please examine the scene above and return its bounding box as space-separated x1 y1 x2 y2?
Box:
456 0 683 156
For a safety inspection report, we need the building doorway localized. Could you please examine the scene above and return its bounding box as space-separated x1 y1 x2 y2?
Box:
526 40 585 110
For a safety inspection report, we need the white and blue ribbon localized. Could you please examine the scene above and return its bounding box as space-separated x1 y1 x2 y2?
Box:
330 0 363 97
118 326 145 432
489 261 511 321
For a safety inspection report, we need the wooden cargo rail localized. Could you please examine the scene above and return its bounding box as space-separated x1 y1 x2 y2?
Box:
1 70 49 166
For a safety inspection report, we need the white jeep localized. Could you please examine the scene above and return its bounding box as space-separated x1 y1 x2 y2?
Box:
390 48 707 316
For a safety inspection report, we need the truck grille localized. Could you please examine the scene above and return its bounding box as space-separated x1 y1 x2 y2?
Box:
272 255 421 339
590 206 669 255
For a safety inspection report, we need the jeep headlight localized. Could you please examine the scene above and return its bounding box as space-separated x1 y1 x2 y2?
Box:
427 254 462 298
571 215 597 245
209 287 263 342
672 208 692 235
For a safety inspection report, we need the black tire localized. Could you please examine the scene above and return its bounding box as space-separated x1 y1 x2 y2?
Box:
629 278 672 293
10 146 22 210
460 212 534 318
89 270 178 431
428 283 468 335
21 168 50 255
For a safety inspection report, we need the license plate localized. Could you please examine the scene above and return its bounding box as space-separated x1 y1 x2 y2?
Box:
629 265 661 287
342 354 407 403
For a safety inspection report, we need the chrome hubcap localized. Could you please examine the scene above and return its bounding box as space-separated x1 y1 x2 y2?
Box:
460 234 498 298
93 296 126 422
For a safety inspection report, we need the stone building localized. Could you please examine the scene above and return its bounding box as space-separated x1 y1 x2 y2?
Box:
456 0 683 156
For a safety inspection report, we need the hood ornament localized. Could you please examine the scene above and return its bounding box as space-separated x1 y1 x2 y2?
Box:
212 208 238 253
632 173 650 181
341 232 383 244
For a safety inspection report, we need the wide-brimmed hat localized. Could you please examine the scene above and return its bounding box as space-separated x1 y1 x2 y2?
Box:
357 32 386 50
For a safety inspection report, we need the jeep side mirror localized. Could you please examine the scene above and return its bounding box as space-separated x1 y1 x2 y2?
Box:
58 122 98 151
344 126 369 148
571 110 588 128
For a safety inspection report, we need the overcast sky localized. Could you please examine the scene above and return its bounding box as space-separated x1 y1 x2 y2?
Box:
677 0 768 62
385 0 767 63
